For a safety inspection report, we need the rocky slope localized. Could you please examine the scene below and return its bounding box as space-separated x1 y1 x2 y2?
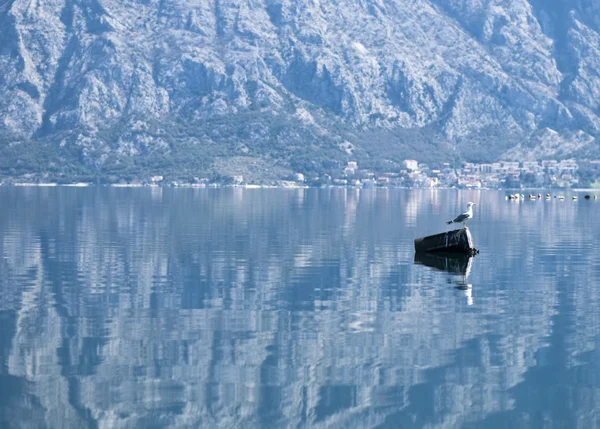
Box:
1 0 600 179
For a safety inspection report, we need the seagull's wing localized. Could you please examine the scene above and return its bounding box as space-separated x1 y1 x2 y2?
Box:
452 212 470 223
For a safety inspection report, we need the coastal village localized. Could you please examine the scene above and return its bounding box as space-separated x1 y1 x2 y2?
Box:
173 158 599 189
320 159 589 190
5 159 600 189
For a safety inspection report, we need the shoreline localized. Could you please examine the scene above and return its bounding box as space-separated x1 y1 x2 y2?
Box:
1 183 599 192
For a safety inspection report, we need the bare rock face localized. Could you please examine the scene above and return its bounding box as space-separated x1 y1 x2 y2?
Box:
1 0 600 176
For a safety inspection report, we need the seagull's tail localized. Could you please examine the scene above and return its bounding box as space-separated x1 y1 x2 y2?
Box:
446 220 453 225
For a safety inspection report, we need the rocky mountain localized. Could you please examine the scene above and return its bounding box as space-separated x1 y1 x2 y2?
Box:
1 0 600 180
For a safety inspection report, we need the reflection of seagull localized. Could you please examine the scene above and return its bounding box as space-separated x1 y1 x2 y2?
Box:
446 202 476 228
455 284 473 306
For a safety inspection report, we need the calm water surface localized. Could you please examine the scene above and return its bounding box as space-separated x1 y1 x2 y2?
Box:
1 187 599 429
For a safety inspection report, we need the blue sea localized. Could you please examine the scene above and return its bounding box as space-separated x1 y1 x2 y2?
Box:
1 187 599 429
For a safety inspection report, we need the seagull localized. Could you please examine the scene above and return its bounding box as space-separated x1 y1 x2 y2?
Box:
446 202 476 228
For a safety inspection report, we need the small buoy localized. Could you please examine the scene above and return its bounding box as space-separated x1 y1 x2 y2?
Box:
572 196 578 200
585 195 591 200
559 196 565 200
538 194 542 199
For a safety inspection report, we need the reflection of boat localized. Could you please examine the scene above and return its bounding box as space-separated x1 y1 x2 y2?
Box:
414 252 476 305
414 252 474 277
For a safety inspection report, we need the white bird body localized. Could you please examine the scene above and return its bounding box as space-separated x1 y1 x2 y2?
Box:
446 202 476 228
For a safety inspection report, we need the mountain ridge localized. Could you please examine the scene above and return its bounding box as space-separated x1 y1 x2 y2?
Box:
1 0 600 181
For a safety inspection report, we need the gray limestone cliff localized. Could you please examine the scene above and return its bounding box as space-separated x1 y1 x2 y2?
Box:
1 0 600 178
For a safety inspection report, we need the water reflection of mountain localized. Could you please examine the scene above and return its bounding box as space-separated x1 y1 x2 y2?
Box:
0 188 599 428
